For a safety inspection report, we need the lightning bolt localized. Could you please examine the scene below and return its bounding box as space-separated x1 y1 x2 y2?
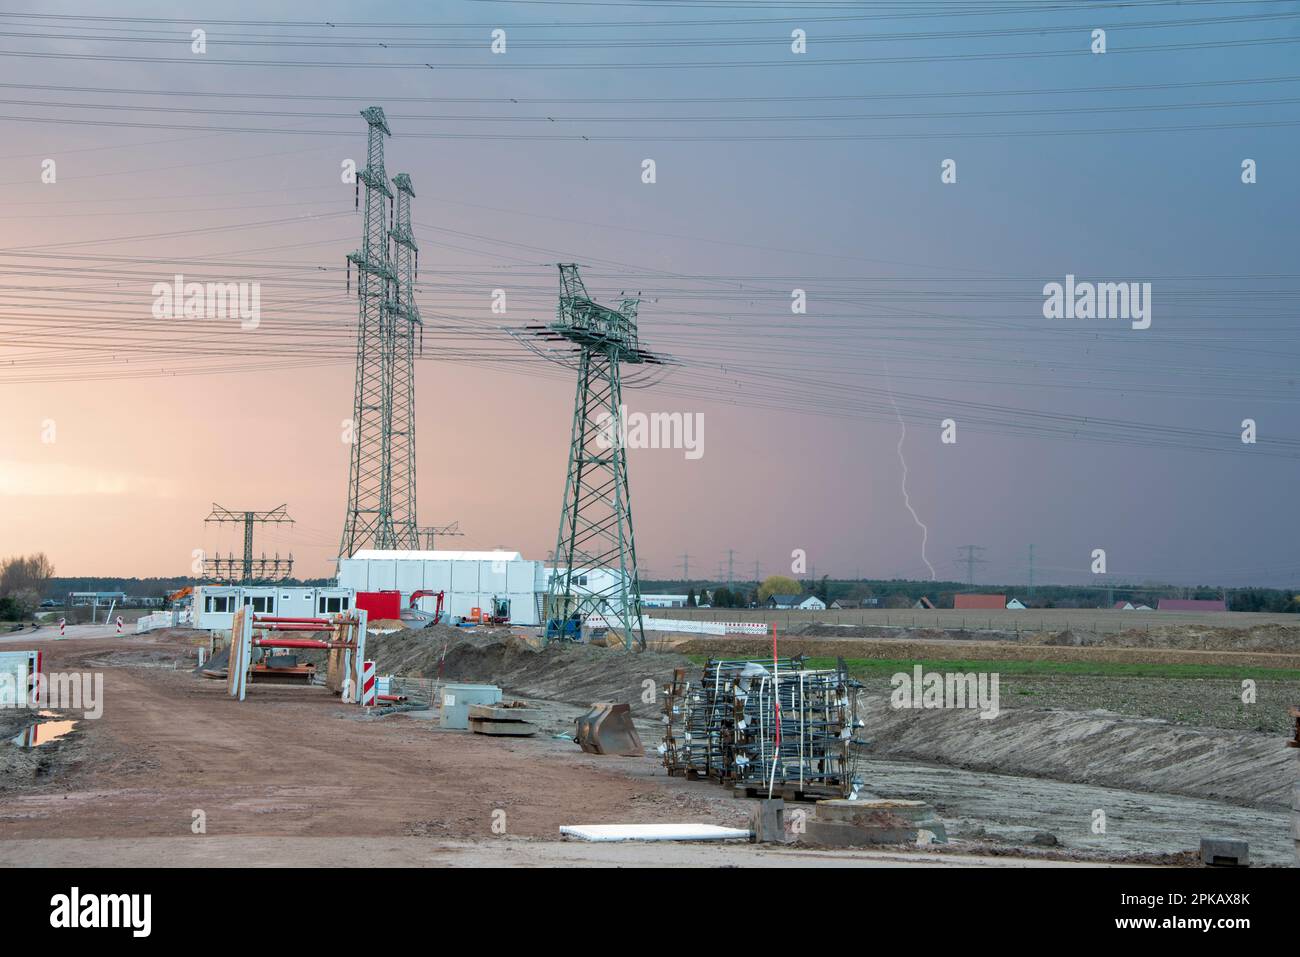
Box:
883 361 936 581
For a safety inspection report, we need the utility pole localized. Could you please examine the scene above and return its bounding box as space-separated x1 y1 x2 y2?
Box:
541 265 665 651
680 552 691 581
1027 544 1035 599
956 545 988 586
753 560 761 584
727 549 735 588
418 522 464 550
204 504 294 584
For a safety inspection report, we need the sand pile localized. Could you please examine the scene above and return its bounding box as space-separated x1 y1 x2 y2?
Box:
363 626 690 717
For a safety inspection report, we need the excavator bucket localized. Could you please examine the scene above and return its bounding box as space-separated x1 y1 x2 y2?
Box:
574 703 643 756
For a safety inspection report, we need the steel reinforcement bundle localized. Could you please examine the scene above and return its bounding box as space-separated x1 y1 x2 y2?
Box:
660 657 863 798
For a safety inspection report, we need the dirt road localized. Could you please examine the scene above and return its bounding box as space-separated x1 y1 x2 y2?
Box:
0 634 751 847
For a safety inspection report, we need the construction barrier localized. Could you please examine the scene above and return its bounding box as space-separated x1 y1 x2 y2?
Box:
361 660 376 706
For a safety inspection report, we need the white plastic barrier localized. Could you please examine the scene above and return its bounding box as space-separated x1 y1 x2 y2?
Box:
135 608 192 633
587 615 735 636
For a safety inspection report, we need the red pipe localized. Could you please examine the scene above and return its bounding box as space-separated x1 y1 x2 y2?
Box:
378 694 406 702
252 621 332 629
252 638 358 649
254 623 331 632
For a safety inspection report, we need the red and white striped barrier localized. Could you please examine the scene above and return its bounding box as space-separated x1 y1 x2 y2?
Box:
115 616 124 635
361 660 377 706
58 618 65 638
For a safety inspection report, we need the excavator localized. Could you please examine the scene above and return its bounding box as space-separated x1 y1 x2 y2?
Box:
404 590 445 627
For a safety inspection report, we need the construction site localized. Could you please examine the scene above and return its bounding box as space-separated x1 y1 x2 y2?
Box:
0 5 1297 913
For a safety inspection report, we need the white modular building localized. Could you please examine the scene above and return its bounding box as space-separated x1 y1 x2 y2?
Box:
337 550 546 625
639 594 689 608
543 566 629 601
192 584 354 632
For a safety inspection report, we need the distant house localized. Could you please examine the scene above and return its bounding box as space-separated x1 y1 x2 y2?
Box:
830 598 856 609
1005 598 1027 610
1114 601 1136 610
953 594 1006 611
1157 598 1228 613
913 596 935 610
768 593 825 610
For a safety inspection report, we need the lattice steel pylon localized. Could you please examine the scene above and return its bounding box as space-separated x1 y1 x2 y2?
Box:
388 172 422 549
541 264 665 651
340 107 422 557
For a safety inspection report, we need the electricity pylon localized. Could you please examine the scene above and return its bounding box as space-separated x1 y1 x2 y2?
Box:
419 521 464 549
339 107 422 556
540 265 664 650
389 172 422 549
204 504 294 584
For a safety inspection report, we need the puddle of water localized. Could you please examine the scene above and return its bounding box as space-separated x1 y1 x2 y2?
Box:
11 718 78 748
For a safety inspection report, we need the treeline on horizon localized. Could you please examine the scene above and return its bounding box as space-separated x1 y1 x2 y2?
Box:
38 575 1300 614
641 577 1300 613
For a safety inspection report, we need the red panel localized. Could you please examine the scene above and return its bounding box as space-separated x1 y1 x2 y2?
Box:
953 594 1007 610
355 590 401 620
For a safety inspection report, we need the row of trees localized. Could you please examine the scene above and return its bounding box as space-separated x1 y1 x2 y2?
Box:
648 575 1300 613
0 553 54 620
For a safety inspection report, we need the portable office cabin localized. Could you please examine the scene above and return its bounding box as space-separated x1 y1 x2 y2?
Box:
337 550 545 625
193 585 353 631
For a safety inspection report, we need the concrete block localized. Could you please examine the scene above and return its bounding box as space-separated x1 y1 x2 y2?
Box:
469 717 539 737
1200 838 1249 867
468 703 544 724
798 798 947 847
749 799 785 844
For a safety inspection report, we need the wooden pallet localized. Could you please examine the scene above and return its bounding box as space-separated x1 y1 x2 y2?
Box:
731 782 846 803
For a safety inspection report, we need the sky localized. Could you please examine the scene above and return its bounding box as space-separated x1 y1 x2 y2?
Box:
0 0 1297 588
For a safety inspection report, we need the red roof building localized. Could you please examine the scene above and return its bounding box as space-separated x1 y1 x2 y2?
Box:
954 594 1007 610
1157 598 1228 612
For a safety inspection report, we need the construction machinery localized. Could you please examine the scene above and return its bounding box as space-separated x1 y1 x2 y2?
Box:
545 612 582 642
484 595 510 626
403 589 444 627
574 702 643 756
